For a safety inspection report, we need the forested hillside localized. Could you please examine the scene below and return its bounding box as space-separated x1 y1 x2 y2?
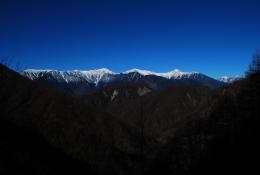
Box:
1 63 259 175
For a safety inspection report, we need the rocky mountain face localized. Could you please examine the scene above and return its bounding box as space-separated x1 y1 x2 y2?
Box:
21 69 224 96
1 64 259 175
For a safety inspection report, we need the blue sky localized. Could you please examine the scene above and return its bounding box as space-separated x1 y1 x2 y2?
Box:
1 0 260 78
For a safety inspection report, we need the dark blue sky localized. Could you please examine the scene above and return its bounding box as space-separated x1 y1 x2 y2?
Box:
1 0 260 78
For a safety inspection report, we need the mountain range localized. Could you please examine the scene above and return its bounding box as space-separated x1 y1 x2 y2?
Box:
21 68 225 96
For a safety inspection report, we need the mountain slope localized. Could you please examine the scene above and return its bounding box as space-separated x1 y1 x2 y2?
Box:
1 64 217 174
81 84 214 145
0 64 143 175
147 73 260 175
2 64 258 175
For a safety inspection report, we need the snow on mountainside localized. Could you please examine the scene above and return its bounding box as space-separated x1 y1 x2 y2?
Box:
123 68 200 79
21 68 224 95
219 76 242 83
22 68 208 84
22 68 114 86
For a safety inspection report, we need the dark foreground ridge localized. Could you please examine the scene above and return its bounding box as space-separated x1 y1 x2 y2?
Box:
1 64 260 175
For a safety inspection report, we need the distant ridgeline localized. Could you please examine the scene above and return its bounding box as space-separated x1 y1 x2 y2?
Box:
21 68 225 96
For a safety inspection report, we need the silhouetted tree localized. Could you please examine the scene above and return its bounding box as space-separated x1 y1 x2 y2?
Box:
247 50 260 75
0 56 13 67
0 56 24 72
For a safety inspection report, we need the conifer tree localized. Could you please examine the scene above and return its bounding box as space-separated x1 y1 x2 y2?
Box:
247 50 260 75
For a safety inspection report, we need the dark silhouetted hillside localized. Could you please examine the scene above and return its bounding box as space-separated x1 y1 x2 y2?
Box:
146 73 260 175
1 63 259 175
0 117 92 175
0 64 143 175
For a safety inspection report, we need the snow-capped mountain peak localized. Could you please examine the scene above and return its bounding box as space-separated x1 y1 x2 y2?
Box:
80 68 114 75
123 69 156 76
24 69 57 72
158 70 199 79
123 68 200 79
219 76 229 82
23 68 203 84
80 68 114 85
22 68 115 86
219 75 242 83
